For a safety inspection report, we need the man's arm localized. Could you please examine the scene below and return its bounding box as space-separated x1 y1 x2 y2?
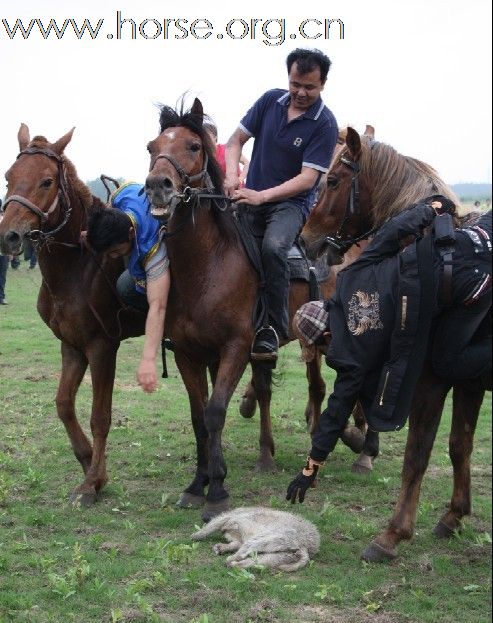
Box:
137 269 170 393
232 166 320 206
224 128 250 196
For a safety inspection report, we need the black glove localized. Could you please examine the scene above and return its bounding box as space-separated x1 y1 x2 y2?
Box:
286 458 321 504
424 194 456 215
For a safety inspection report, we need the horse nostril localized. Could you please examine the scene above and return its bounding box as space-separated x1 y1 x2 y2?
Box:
5 230 21 245
145 175 174 192
162 177 173 190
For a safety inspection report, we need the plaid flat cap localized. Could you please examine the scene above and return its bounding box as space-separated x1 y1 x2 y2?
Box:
293 300 329 345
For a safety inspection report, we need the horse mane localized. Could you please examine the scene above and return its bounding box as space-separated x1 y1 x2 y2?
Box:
358 136 461 226
29 136 100 219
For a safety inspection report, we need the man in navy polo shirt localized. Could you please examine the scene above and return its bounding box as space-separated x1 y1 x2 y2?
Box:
225 48 338 361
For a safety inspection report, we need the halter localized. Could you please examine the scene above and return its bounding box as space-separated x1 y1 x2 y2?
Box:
149 151 210 187
324 152 378 256
2 146 72 244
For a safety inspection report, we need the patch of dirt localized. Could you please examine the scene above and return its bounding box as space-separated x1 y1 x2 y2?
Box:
290 605 414 623
247 599 279 622
98 541 131 554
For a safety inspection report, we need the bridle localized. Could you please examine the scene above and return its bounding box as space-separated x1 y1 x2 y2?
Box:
324 151 378 257
2 146 72 245
147 143 231 237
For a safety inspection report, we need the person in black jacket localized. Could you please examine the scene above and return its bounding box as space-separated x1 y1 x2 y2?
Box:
287 198 492 503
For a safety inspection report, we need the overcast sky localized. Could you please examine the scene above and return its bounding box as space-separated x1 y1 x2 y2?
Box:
1 0 491 186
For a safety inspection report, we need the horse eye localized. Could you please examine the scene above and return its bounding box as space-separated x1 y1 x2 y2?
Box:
326 176 340 189
190 143 201 153
41 179 53 188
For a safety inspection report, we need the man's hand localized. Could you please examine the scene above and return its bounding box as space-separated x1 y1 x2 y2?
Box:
224 174 241 198
425 194 456 215
232 187 267 206
137 357 158 393
286 457 323 504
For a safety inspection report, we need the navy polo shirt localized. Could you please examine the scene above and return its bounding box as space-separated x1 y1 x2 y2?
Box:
239 88 338 216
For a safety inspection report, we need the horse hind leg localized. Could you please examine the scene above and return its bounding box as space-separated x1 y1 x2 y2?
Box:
362 367 450 562
70 340 118 507
352 428 379 474
252 361 276 472
304 351 326 433
434 382 484 538
239 374 257 419
56 342 93 490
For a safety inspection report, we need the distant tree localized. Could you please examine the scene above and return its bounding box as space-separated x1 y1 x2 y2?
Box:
85 176 124 202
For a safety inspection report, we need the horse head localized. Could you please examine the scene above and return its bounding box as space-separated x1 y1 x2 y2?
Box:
144 98 221 221
0 124 75 255
300 126 375 266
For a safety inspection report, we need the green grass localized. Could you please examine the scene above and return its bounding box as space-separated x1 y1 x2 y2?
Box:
0 268 491 623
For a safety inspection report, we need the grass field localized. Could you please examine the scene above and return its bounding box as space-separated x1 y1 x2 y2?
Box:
0 267 491 623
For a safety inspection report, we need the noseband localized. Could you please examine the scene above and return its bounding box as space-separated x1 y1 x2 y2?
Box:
149 151 209 188
324 153 377 256
2 147 72 244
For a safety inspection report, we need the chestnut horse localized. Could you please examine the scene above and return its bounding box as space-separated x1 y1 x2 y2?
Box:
301 126 488 560
0 125 145 506
143 99 365 520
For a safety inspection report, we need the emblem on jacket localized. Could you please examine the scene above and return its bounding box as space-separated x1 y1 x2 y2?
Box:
347 291 384 336
293 137 303 147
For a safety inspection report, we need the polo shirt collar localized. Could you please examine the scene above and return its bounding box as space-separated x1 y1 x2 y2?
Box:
276 92 325 120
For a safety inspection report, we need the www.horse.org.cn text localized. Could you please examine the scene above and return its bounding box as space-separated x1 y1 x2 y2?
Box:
1 14 345 46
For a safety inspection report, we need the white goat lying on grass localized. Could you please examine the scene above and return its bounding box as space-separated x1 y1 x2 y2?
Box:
191 506 320 572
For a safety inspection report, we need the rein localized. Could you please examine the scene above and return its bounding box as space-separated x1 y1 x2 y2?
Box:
2 147 73 245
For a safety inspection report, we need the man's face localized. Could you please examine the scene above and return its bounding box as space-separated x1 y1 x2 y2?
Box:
107 239 133 259
288 62 325 112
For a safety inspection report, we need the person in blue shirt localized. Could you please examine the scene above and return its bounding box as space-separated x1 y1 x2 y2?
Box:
225 48 339 361
87 182 170 393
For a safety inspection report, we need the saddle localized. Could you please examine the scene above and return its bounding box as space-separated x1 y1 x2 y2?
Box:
233 209 330 332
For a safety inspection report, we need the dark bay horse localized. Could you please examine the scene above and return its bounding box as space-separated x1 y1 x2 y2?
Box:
143 99 364 520
300 126 488 560
0 125 145 506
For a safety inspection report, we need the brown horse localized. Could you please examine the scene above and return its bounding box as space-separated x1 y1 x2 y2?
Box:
143 99 365 520
0 125 145 506
300 126 488 560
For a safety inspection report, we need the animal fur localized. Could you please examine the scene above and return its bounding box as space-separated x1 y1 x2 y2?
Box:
190 506 320 572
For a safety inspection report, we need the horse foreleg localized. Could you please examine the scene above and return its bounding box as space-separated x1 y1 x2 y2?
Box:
252 361 276 472
70 340 117 507
434 382 484 538
362 367 450 562
174 351 209 508
239 374 257 419
203 345 250 521
305 352 326 433
56 342 92 480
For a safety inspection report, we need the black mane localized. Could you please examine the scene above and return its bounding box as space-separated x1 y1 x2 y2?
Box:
158 102 224 194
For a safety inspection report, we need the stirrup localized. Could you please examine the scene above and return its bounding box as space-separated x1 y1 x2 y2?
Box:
250 326 279 362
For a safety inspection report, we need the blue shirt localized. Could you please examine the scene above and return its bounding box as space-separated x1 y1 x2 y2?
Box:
239 88 338 217
111 182 163 293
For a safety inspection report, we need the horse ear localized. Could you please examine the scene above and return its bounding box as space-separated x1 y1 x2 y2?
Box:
52 127 75 155
191 98 204 125
18 123 30 150
364 125 375 138
346 127 362 159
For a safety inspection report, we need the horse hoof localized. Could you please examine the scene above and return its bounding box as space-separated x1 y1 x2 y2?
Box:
69 491 97 507
239 396 257 419
433 520 459 539
340 427 365 454
202 499 230 523
351 455 373 474
176 492 206 509
361 541 397 563
254 458 277 473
